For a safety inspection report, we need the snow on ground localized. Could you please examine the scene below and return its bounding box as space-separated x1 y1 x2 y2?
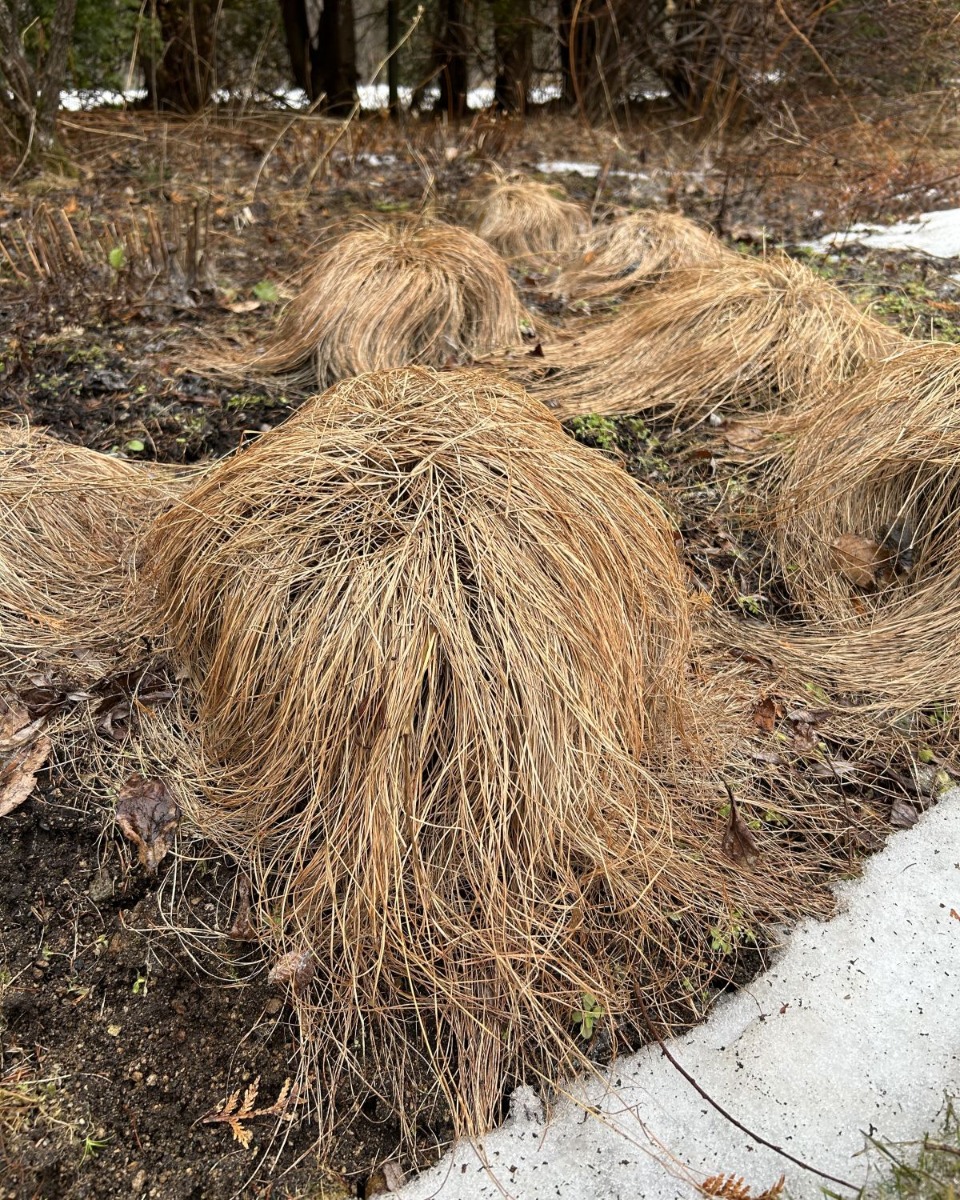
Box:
59 83 563 114
809 208 960 259
399 789 960 1200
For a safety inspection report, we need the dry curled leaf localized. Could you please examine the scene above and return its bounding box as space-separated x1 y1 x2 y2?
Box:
228 877 256 941
751 696 781 732
268 949 316 992
723 422 767 453
115 775 179 874
0 733 52 818
0 695 49 748
831 533 889 588
889 796 919 829
721 783 759 867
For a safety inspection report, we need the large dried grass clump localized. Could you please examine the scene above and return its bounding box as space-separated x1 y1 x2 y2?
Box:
549 209 733 302
0 427 190 685
467 173 589 262
521 252 905 422
766 342 960 709
141 366 799 1143
208 217 531 387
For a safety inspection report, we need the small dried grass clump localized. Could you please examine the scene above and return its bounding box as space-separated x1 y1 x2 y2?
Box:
208 217 532 387
0 426 191 685
467 173 589 263
768 342 960 709
141 366 790 1143
521 252 905 422
549 209 734 302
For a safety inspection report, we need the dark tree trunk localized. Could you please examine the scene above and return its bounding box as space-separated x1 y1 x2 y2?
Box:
559 0 604 108
435 0 469 118
558 0 624 115
387 0 400 117
142 0 215 113
492 0 531 113
0 0 78 171
278 0 358 114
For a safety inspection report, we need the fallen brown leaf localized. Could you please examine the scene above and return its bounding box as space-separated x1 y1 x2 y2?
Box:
831 533 889 588
721 782 759 867
889 797 919 829
115 775 179 873
0 735 52 818
723 422 767 452
0 699 46 748
268 949 316 992
752 696 782 732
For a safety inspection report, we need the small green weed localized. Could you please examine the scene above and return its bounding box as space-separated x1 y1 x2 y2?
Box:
572 992 603 1040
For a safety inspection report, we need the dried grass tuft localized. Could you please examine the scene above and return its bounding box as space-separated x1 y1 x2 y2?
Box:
466 172 589 263
204 217 532 387
139 366 849 1146
0 426 192 686
764 342 960 710
519 252 905 422
549 209 733 302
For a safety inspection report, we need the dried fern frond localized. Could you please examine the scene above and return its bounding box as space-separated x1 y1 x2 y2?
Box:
466 171 589 263
516 252 904 423
200 217 533 387
549 209 733 302
0 425 193 685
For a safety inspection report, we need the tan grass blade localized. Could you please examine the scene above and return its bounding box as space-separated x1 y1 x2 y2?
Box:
549 209 734 302
0 426 194 685
758 342 960 710
514 253 905 423
142 366 802 1143
201 217 534 387
465 171 589 263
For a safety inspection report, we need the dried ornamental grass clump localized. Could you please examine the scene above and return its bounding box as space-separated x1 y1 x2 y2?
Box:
521 252 905 422
206 217 532 387
0 426 192 685
467 173 589 262
549 209 734 302
141 366 809 1144
767 342 960 710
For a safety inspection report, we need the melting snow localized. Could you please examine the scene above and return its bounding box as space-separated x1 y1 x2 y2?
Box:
399 789 960 1199
809 207 960 259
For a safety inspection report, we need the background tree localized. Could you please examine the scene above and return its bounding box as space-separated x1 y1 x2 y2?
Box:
492 0 531 112
140 0 215 112
278 0 358 113
434 0 468 115
557 0 624 115
0 0 77 170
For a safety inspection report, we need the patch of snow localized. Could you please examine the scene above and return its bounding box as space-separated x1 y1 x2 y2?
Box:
60 88 145 111
399 789 960 1200
808 207 960 259
535 161 651 182
536 160 602 177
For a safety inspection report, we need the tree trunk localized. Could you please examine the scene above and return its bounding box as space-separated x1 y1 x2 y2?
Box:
0 0 78 171
435 0 469 118
558 0 625 115
387 0 400 117
142 0 215 113
493 0 532 113
278 0 358 113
